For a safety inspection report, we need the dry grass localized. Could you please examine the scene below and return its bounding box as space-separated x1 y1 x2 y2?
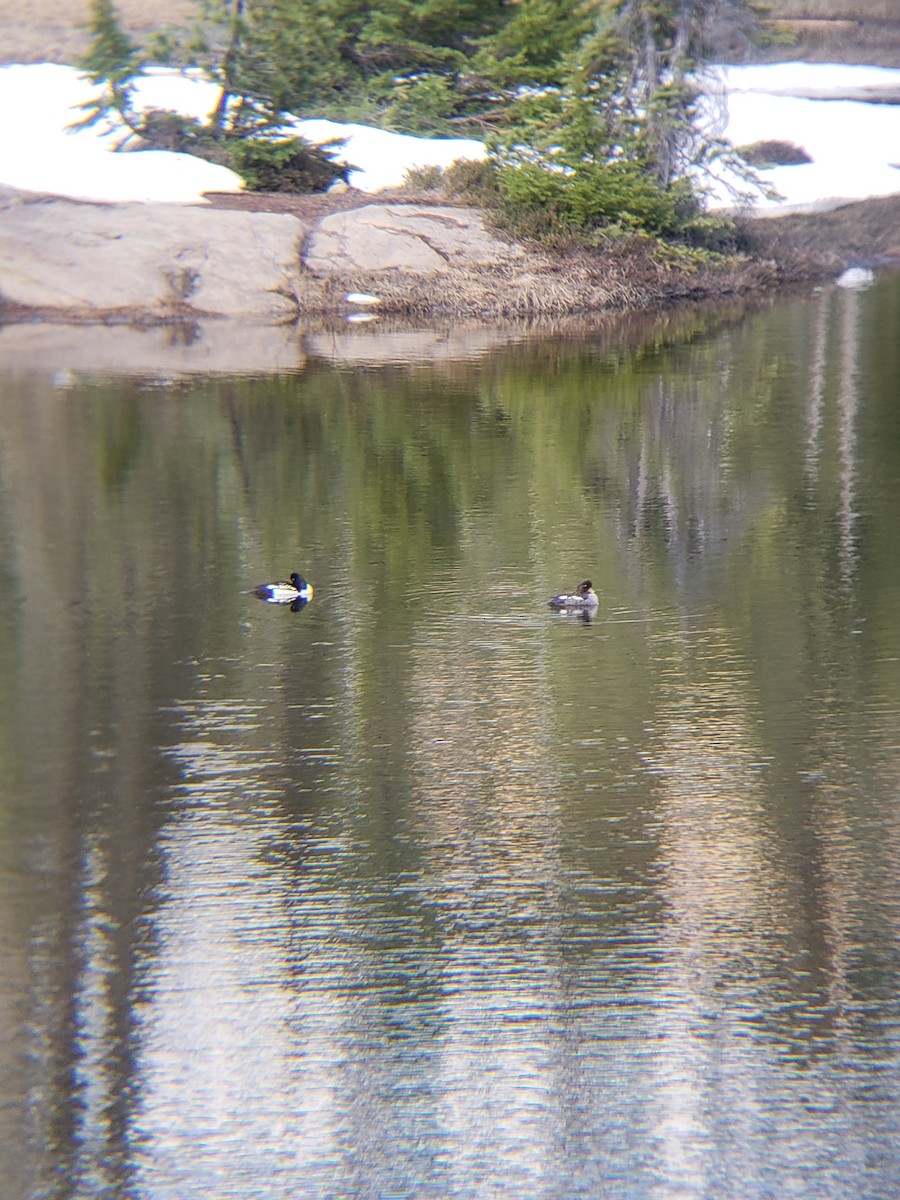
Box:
292 243 783 322
770 0 897 19
202 190 789 321
5 174 896 328
0 0 194 63
290 191 900 322
740 193 900 267
6 192 896 329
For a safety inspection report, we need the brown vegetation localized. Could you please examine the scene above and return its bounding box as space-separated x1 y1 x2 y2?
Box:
288 242 782 321
198 187 783 320
5 184 896 328
202 186 900 324
740 193 900 267
758 1 900 64
737 140 812 167
3 0 900 68
0 0 194 64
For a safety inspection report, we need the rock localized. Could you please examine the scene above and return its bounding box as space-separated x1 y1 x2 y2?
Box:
0 188 528 322
304 204 523 275
0 186 307 319
835 265 875 289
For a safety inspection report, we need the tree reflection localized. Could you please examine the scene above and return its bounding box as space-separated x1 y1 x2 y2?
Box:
1 278 899 1197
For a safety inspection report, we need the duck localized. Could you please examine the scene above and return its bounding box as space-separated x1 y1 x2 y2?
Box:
548 579 598 610
253 572 314 606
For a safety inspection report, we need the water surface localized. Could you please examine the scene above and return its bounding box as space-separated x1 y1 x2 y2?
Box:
1 279 899 1199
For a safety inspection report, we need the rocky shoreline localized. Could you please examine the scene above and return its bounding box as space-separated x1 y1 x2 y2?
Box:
2 182 899 329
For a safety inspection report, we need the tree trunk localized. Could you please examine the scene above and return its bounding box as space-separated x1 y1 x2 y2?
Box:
210 0 246 134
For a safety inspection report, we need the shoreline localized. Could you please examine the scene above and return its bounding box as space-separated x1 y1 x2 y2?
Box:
1 185 898 332
0 290 821 380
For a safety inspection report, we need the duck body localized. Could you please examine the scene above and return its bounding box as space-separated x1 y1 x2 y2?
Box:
548 579 598 610
254 572 314 605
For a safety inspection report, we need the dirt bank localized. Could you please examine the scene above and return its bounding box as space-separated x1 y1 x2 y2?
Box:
740 192 900 265
0 0 195 65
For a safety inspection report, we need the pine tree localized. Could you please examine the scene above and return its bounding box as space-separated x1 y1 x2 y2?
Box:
611 0 764 186
73 0 145 139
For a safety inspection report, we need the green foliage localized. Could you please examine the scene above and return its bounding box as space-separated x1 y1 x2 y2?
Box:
182 0 591 134
379 72 460 135
479 0 593 83
495 159 693 242
482 23 701 244
349 0 508 74
211 0 356 122
135 109 222 155
133 108 350 191
80 0 140 82
144 29 180 65
73 0 144 135
674 211 745 255
69 0 767 238
439 158 500 202
228 137 350 192
69 0 350 192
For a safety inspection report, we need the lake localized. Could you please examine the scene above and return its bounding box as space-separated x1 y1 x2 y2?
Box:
1 275 899 1200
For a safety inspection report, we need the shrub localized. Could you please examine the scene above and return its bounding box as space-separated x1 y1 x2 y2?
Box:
137 109 228 159
227 137 351 193
738 140 812 167
495 158 693 241
381 72 461 135
402 158 498 203
136 111 351 193
401 164 446 192
439 158 499 203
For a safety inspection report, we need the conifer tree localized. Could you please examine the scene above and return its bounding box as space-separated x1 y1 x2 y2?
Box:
73 0 145 139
